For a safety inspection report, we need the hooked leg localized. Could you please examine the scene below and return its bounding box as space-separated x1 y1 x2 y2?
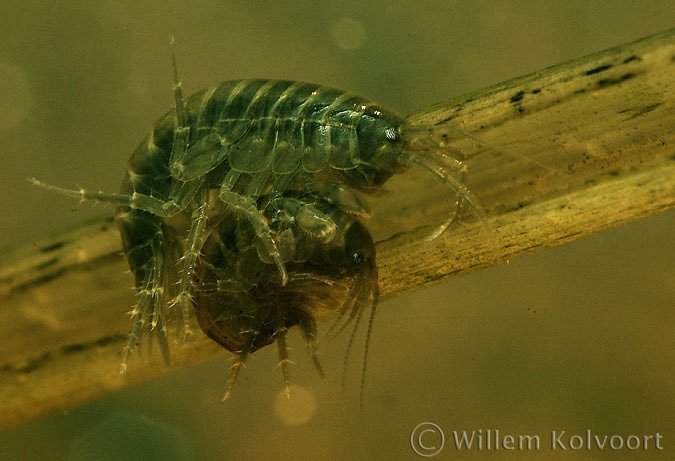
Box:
301 182 372 221
269 195 339 243
218 170 289 285
220 190 288 285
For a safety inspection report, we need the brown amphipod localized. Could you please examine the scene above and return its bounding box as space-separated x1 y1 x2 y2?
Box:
194 192 379 400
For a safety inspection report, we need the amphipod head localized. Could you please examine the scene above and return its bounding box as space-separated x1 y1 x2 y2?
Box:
343 107 485 240
340 107 408 190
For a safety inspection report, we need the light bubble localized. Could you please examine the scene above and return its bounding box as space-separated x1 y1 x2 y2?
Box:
274 384 317 426
331 17 367 50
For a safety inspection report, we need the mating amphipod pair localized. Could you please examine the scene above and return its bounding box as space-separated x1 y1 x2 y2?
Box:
32 45 482 401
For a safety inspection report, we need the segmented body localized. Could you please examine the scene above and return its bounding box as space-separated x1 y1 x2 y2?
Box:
114 78 403 375
31 54 483 400
195 193 378 398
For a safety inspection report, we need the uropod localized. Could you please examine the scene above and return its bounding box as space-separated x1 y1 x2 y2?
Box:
31 42 484 399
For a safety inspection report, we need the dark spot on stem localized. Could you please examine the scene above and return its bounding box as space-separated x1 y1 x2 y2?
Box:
510 90 525 103
585 64 612 75
596 73 634 88
40 241 65 253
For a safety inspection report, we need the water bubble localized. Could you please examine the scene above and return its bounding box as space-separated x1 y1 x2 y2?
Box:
331 17 367 50
274 384 317 426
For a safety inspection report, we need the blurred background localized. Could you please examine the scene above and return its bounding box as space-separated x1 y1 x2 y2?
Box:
1 1 673 459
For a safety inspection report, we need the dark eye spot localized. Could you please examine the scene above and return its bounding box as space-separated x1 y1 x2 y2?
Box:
384 127 399 142
352 251 363 265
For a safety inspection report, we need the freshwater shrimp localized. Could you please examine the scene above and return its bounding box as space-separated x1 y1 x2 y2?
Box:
195 192 378 400
30 42 482 383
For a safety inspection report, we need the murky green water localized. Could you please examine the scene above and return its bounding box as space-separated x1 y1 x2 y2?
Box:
1 1 674 459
